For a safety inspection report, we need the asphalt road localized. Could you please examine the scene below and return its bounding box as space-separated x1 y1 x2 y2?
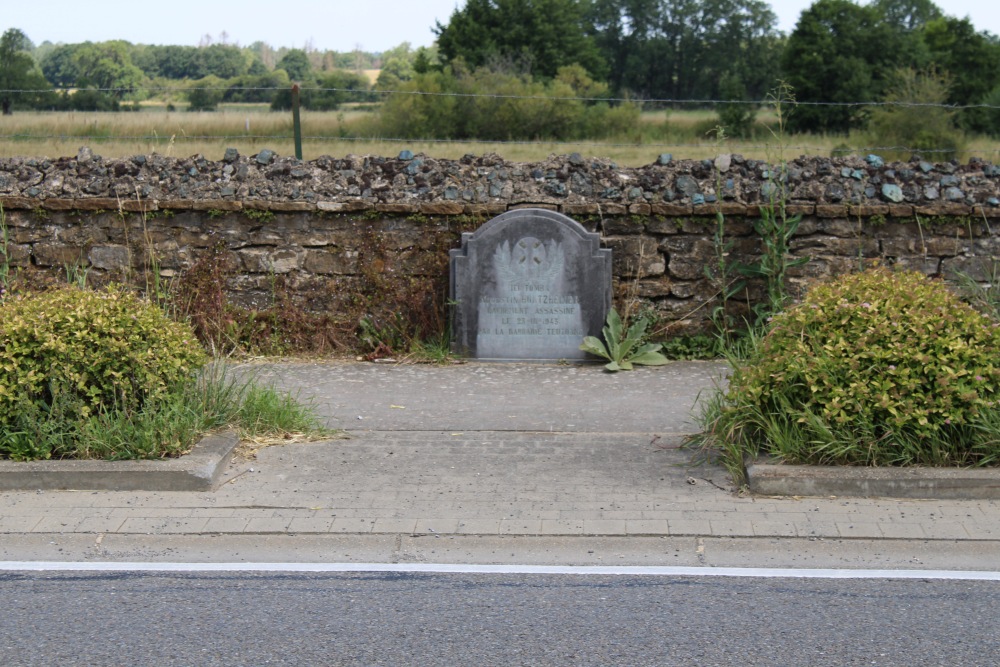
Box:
2 570 998 666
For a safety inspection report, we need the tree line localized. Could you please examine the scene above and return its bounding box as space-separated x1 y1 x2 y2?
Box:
1 0 999 141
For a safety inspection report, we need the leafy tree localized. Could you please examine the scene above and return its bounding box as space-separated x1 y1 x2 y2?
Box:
276 49 312 81
134 45 202 79
225 70 290 104
979 84 1000 138
920 16 1000 132
872 0 942 31
782 0 915 133
246 57 269 76
72 41 145 97
376 57 414 89
186 75 225 111
247 41 278 69
198 44 249 79
413 47 434 74
717 71 756 137
434 0 606 80
379 42 414 67
0 28 51 114
58 87 120 111
589 0 781 102
310 70 374 110
40 43 84 86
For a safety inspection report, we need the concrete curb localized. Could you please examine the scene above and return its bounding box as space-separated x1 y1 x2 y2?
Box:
746 459 1000 499
0 432 239 492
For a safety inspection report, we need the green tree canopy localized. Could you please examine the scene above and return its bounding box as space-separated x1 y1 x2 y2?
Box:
40 43 84 87
72 41 145 96
186 75 225 111
920 16 1000 131
276 49 312 81
782 0 917 133
434 0 606 79
0 28 51 114
312 70 374 109
872 0 942 31
589 0 781 102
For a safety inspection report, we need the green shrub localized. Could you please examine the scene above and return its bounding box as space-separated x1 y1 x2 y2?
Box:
0 285 207 426
374 64 640 141
699 268 1000 470
866 68 965 161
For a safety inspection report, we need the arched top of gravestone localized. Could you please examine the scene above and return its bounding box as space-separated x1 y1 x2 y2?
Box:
463 208 600 248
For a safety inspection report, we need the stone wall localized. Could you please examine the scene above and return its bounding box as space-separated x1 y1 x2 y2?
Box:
2 148 999 338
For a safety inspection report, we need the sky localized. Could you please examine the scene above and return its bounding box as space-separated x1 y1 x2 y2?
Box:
3 1 999 54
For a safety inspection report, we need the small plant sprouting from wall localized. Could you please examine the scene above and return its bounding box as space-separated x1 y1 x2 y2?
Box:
740 82 808 326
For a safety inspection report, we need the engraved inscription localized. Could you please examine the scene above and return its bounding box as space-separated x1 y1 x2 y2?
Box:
477 237 584 357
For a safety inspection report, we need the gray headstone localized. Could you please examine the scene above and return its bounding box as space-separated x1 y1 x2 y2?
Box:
450 208 612 360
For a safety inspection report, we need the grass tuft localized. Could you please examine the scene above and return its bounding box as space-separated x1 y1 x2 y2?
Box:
0 363 336 461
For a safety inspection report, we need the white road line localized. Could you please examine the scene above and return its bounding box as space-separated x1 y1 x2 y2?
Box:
1 562 999 580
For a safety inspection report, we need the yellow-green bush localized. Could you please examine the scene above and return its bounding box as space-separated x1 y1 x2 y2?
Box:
0 285 207 424
714 268 1000 467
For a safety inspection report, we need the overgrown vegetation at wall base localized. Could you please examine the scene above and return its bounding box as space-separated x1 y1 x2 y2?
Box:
695 269 1000 481
0 285 331 460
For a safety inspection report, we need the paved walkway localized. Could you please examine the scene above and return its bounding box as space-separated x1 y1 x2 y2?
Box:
1 361 998 545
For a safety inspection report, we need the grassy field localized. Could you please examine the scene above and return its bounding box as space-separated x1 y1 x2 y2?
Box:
1 107 997 165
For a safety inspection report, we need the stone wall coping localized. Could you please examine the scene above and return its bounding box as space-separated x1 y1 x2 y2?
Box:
4 195 998 221
1 150 997 219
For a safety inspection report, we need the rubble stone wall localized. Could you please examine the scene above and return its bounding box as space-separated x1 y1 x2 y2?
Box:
2 148 999 335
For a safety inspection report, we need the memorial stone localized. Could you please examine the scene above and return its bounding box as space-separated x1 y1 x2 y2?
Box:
450 208 612 360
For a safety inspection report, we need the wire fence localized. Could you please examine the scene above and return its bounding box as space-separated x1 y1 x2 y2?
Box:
0 135 990 156
2 86 998 160
4 85 1000 110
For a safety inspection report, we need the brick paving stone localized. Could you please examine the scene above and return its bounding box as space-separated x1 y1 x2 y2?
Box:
331 518 376 533
582 519 627 535
32 516 84 533
796 522 844 538
625 520 671 535
116 518 210 534
556 510 608 521
414 519 460 534
371 518 418 534
286 517 336 533
540 520 586 535
665 520 708 536
875 522 927 539
74 516 127 533
751 521 799 537
202 518 251 533
0 516 42 533
499 519 543 535
188 508 238 518
244 518 293 533
835 522 884 538
456 520 501 535
709 520 757 537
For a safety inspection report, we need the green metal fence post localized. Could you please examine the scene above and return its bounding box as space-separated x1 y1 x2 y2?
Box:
291 83 303 160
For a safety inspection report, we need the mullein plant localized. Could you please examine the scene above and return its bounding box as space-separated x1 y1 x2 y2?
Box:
580 307 669 371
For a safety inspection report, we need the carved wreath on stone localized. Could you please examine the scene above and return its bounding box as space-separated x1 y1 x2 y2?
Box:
493 237 565 286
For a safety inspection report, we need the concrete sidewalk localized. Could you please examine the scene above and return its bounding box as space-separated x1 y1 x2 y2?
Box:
1 361 999 565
